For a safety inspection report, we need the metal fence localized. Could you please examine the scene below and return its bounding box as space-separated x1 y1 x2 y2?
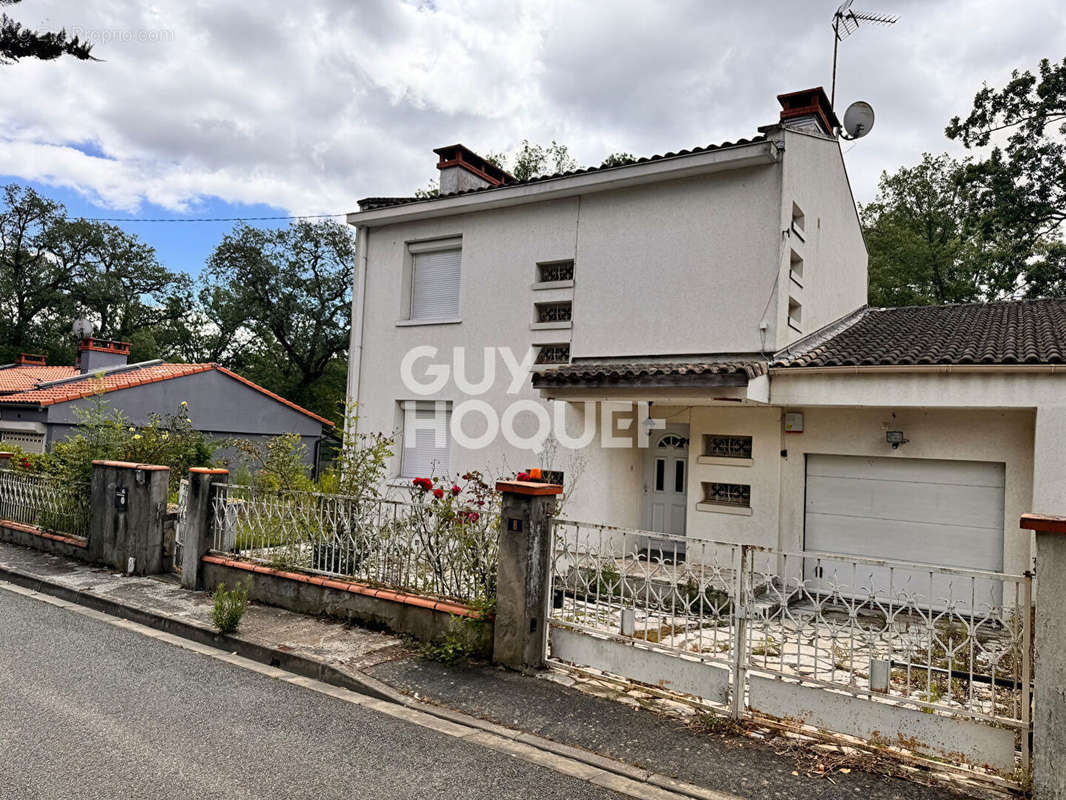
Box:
0 468 91 538
549 518 1032 770
208 483 498 605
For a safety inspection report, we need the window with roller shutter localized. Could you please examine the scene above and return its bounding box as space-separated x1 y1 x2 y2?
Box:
408 239 461 321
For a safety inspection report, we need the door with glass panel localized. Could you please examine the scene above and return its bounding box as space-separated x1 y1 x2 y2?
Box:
641 426 689 558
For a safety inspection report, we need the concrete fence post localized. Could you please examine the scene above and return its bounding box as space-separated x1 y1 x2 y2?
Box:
180 467 228 590
89 460 170 575
492 479 562 672
1021 513 1066 798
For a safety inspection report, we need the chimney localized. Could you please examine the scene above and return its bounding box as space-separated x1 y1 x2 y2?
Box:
433 144 513 195
78 338 130 374
15 353 47 366
776 87 840 137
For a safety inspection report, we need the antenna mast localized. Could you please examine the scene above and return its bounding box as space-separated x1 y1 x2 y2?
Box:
831 1 898 109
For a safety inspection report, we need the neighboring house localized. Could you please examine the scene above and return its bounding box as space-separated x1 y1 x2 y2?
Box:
345 86 1066 579
0 338 334 467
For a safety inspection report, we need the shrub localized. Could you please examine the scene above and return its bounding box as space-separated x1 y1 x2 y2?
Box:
211 582 249 634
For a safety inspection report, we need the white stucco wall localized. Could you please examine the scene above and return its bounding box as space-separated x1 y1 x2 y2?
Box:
776 130 868 348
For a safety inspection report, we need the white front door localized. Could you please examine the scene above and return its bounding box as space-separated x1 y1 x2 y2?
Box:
642 426 689 546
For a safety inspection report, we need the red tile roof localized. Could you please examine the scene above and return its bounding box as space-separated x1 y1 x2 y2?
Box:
0 363 334 426
0 365 78 389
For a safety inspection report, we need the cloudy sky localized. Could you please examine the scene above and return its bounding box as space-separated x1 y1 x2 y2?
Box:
3 0 1064 275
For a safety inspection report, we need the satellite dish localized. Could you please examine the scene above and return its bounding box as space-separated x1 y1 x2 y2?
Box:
842 101 876 139
72 319 93 340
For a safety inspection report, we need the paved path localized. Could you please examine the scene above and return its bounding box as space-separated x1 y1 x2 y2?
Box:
0 588 625 800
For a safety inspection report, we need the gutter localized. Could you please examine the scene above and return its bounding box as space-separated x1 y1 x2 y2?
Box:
348 141 779 227
345 225 370 431
769 363 1066 375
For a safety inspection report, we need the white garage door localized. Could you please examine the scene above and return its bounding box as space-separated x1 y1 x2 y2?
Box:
805 455 1005 587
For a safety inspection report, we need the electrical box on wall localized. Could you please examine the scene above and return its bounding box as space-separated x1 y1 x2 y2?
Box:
784 412 804 433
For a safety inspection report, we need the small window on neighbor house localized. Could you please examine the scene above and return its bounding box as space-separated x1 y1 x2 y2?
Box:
536 301 572 324
536 260 574 284
788 297 802 330
408 240 461 321
399 401 452 478
703 434 753 460
790 249 804 282
702 481 751 508
535 343 571 365
791 202 805 239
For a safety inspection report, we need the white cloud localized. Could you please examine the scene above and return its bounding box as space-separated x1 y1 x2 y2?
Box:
2 0 1063 214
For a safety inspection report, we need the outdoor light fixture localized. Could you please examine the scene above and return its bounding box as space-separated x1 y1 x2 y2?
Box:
886 430 908 449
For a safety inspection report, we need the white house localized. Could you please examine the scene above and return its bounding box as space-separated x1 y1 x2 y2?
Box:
345 87 1066 578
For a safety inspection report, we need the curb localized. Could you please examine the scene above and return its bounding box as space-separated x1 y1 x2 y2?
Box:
0 562 738 800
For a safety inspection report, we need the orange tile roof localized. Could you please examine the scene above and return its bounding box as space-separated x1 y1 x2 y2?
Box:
0 365 78 390
0 363 334 426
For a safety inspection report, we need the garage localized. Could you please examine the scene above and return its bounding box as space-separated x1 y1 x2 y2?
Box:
804 454 1005 573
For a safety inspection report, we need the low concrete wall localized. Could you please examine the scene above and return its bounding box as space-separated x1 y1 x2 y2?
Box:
0 520 92 562
200 555 493 655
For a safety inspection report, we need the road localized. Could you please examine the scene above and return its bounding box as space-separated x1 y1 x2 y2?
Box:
0 588 625 800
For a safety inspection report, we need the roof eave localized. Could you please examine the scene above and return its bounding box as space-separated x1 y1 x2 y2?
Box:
347 140 780 227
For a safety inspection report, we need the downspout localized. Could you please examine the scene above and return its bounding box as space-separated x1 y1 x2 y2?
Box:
345 225 369 439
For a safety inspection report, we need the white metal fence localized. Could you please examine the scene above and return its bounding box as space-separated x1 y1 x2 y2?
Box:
208 483 499 605
548 518 1032 774
0 468 91 538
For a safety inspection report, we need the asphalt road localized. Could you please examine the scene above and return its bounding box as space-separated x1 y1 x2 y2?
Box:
0 589 625 800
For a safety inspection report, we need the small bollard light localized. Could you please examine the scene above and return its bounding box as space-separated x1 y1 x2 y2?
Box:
620 608 636 637
870 658 891 693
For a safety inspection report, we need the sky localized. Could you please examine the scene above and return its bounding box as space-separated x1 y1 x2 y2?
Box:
2 0 1064 278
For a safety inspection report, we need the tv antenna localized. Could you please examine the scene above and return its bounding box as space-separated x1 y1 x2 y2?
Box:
830 1 898 108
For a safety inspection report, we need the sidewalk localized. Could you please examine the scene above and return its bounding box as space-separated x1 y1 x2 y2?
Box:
0 540 995 800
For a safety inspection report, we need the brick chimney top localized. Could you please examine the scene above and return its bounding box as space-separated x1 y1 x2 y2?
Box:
78 338 131 374
16 353 47 366
433 144 514 195
776 87 839 136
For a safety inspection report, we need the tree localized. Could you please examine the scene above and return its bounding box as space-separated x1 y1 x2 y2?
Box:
1 0 95 63
946 57 1066 297
501 140 576 182
600 152 635 168
202 220 355 421
0 184 78 358
862 154 986 306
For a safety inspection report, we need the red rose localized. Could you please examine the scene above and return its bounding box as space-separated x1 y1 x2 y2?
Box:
516 471 530 482
450 485 461 495
465 511 480 523
432 488 444 499
412 477 433 491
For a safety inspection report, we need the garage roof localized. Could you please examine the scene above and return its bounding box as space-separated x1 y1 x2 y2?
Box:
773 300 1066 368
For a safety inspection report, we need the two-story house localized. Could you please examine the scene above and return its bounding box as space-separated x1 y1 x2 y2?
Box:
346 87 1066 581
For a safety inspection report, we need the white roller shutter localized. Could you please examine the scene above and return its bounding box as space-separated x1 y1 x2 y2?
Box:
410 246 461 320
400 402 452 478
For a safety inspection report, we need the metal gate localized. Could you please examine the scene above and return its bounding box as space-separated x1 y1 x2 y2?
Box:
547 518 1032 777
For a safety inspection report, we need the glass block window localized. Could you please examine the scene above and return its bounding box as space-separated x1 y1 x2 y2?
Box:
703 434 752 460
701 481 751 508
536 260 574 283
536 301 572 323
535 344 570 365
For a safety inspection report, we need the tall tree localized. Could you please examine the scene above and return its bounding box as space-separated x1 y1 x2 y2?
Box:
0 185 79 358
946 57 1066 297
0 0 95 63
508 140 577 182
862 154 985 306
202 220 355 420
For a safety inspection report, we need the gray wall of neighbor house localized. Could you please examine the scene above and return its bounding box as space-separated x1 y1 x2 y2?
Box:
0 370 330 467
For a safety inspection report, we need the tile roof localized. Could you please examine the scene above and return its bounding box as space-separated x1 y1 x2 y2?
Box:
0 365 78 390
772 300 1066 369
533 359 767 388
357 136 768 212
0 363 334 426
